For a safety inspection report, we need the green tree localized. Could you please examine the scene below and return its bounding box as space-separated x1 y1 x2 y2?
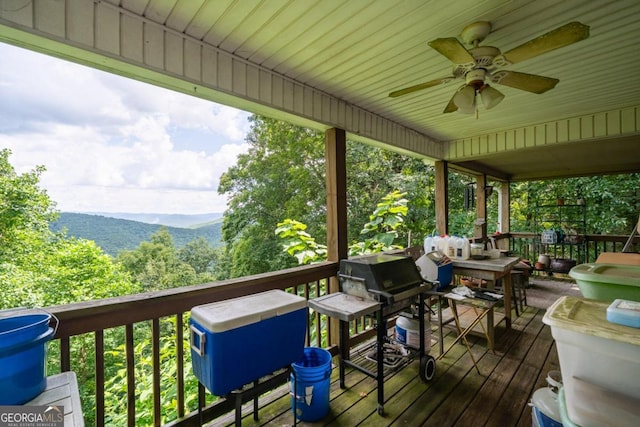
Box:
510 175 640 234
0 148 57 260
177 237 217 283
0 149 140 427
277 190 409 262
217 116 327 278
117 228 197 291
218 115 436 278
349 190 409 254
0 149 138 309
345 142 434 247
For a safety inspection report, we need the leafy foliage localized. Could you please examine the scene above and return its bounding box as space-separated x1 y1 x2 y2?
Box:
275 219 327 264
116 228 217 291
349 191 409 255
277 190 410 263
510 176 640 234
217 116 327 278
0 149 139 308
0 149 56 243
218 115 436 278
103 318 201 426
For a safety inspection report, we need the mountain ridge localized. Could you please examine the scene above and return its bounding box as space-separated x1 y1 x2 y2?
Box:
51 212 223 256
74 212 223 228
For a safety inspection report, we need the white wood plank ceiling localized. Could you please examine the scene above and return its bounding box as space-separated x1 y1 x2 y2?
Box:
1 0 639 180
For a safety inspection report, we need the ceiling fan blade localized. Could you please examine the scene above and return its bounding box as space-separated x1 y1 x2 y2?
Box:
428 38 475 65
444 84 469 114
388 77 453 98
443 93 458 114
501 22 590 65
491 71 559 94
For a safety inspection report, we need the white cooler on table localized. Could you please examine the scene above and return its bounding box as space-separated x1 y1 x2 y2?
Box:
543 296 640 427
190 290 307 396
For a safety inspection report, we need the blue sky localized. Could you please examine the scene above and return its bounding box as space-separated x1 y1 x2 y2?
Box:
0 42 252 214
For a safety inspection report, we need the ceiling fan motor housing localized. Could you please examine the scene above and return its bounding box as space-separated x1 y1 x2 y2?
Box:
453 45 500 77
465 69 487 89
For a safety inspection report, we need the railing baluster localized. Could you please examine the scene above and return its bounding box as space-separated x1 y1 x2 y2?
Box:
176 313 185 418
95 330 105 427
126 324 135 426
303 283 312 346
152 318 161 427
314 311 322 347
60 337 71 372
198 383 206 422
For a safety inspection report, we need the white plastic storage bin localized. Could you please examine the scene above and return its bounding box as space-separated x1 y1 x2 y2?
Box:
190 290 307 396
543 296 640 427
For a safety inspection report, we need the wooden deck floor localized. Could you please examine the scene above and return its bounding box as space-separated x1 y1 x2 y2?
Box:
211 305 559 427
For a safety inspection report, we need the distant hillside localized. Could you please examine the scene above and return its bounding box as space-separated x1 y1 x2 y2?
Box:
51 213 223 256
84 212 223 228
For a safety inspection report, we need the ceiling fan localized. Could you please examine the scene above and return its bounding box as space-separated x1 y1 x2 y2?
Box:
389 21 590 114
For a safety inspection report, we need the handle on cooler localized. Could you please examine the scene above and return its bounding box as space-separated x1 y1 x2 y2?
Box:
190 324 206 356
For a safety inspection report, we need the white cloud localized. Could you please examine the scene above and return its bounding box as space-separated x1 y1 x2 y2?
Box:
0 42 252 214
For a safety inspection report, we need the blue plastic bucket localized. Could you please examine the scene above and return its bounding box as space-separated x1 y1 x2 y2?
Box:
0 311 57 405
290 347 332 422
436 262 453 291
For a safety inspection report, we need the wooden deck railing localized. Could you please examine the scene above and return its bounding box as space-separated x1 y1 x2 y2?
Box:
38 233 640 426
507 232 640 265
44 261 380 427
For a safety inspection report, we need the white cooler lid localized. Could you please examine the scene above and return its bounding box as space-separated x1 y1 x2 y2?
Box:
415 254 438 281
191 290 306 332
543 296 640 346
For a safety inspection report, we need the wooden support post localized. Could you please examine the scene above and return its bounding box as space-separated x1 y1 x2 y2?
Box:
435 161 449 235
475 174 488 240
499 182 510 232
325 128 347 346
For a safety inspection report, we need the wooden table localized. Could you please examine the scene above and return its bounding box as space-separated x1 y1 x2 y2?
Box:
25 371 84 427
451 256 520 329
436 291 501 375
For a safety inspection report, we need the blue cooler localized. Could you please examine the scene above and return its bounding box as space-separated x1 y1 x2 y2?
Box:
190 290 307 396
426 251 454 291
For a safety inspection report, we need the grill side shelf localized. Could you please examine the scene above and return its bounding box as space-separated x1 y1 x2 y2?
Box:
308 292 381 322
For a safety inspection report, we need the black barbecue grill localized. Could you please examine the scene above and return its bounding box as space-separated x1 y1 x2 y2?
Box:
339 253 429 316
309 253 436 416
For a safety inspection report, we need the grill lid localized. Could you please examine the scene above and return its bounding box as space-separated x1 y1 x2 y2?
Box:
339 254 424 301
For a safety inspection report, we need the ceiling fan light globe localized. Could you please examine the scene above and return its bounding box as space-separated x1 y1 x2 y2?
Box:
480 85 505 109
457 105 476 114
453 85 476 111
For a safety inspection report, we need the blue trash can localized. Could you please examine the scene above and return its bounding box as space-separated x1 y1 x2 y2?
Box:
290 347 332 422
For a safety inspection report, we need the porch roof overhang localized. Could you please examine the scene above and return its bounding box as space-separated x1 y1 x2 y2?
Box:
1 0 639 182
